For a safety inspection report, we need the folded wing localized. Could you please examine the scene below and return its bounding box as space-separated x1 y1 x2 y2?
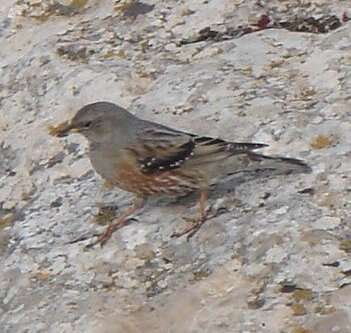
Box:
128 124 267 173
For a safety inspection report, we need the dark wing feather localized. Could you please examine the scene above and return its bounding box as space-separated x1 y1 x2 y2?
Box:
130 122 267 173
138 140 195 173
186 136 268 166
129 124 196 173
194 136 267 152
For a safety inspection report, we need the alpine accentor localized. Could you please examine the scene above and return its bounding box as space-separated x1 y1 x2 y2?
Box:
49 102 311 246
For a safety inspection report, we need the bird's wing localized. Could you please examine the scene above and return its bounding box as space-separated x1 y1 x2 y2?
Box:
128 123 267 173
127 124 195 173
189 136 267 166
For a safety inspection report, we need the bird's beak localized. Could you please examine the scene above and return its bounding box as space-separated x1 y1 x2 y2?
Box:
48 121 80 137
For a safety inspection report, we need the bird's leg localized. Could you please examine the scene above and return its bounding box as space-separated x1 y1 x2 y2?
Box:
171 190 210 240
87 197 144 248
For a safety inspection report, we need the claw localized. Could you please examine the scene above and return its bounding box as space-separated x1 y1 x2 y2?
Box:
171 215 207 240
85 223 119 249
84 197 144 249
171 191 210 240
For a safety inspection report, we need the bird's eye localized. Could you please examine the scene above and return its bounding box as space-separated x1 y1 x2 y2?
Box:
82 121 92 128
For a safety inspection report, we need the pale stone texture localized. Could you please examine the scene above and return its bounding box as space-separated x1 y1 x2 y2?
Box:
1 0 351 332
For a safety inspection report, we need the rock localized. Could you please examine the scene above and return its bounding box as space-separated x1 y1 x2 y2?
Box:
1 0 351 331
313 216 341 230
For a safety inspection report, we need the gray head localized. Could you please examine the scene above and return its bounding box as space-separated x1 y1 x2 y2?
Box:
52 102 137 143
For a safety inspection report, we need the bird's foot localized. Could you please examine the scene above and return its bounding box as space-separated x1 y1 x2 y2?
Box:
171 208 210 241
85 220 126 249
85 198 144 249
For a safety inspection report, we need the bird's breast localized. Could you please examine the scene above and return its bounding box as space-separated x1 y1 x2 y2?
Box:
89 145 122 182
90 146 206 196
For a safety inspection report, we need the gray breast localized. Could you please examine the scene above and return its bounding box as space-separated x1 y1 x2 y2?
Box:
89 143 120 182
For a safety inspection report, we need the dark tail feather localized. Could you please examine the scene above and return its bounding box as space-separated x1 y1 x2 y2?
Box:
247 152 312 174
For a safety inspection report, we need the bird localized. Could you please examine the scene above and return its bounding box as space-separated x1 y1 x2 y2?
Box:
49 101 311 246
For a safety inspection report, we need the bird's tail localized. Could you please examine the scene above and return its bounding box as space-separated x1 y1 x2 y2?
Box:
245 152 312 174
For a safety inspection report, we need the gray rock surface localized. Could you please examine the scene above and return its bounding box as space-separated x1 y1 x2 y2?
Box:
1 0 351 332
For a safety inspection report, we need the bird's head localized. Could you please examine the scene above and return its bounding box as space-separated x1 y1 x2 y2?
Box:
49 102 135 143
